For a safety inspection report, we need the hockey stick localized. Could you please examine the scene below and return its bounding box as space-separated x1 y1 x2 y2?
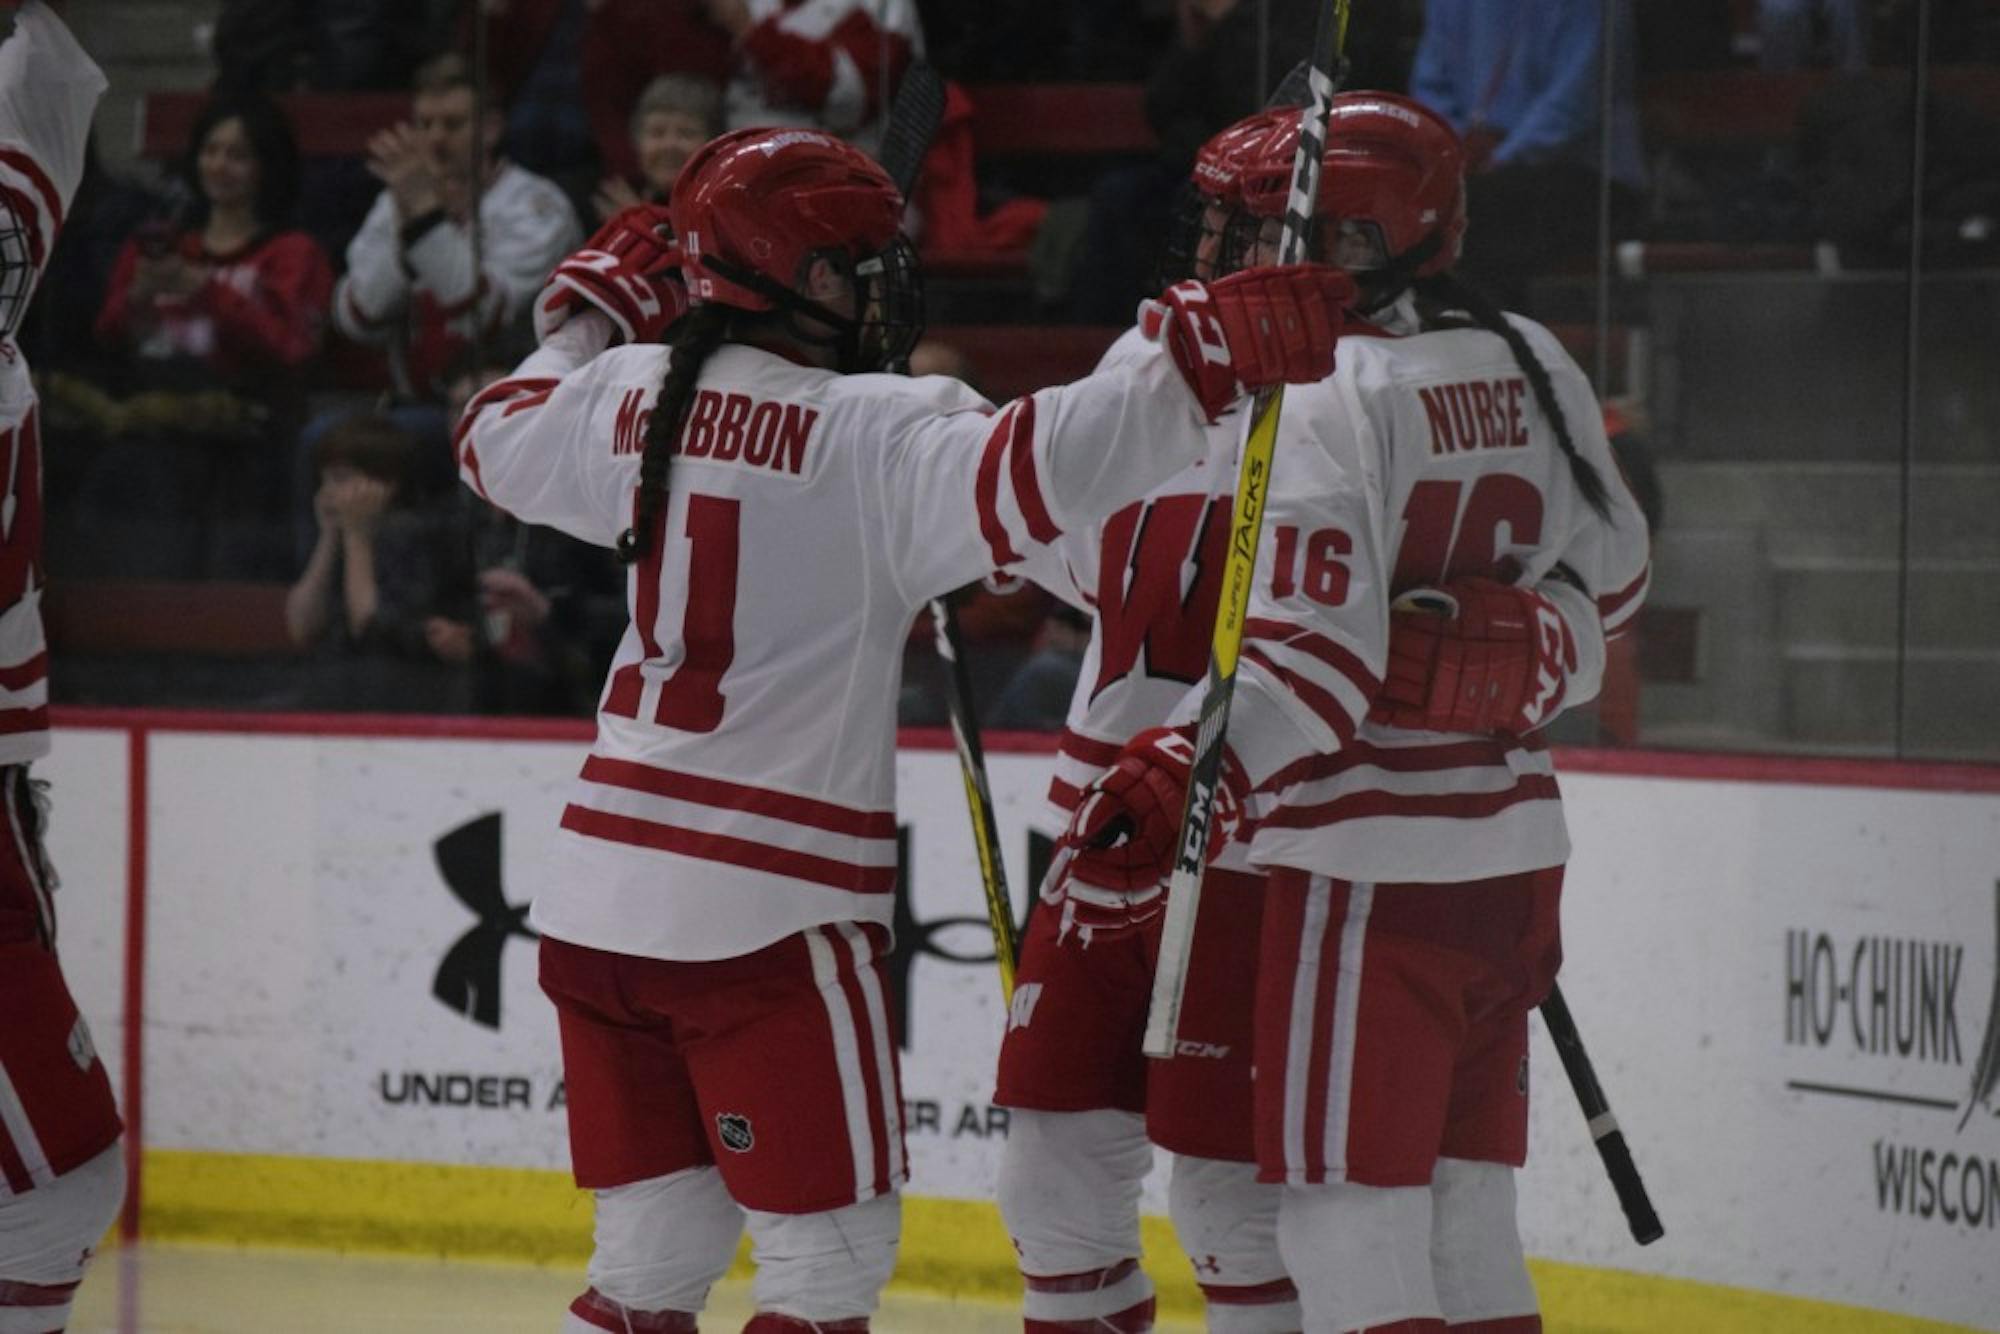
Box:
875 64 1021 1002
1141 0 1349 1059
1540 981 1665 1244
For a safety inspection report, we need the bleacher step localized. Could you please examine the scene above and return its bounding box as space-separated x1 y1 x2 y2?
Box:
1656 461 2000 561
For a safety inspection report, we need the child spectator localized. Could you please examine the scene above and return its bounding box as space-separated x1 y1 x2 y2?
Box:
592 74 724 224
286 414 475 713
72 92 331 577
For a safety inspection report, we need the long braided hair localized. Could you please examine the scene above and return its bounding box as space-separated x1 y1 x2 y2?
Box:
615 304 731 564
1410 271 1613 520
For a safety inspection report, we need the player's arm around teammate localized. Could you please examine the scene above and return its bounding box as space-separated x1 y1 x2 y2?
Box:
0 6 126 1333
453 127 1348 1334
1047 94 1651 1334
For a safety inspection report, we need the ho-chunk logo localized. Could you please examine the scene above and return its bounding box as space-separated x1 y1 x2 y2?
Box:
1784 882 2000 1229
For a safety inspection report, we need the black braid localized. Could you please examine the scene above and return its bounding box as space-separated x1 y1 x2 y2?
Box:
616 305 730 564
1412 273 1613 519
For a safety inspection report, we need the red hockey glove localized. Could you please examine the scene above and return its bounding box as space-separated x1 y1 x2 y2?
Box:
1140 265 1355 422
1371 578 1579 735
1046 727 1247 943
534 203 688 346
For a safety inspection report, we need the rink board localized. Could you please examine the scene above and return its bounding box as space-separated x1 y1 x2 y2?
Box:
40 709 2000 1331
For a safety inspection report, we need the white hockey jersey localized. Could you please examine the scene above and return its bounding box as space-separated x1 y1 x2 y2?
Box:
0 1 106 766
335 163 580 395
1215 313 1652 885
1013 328 1269 870
457 317 1215 960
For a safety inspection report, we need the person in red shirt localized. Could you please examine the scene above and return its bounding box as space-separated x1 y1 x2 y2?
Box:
95 92 331 384
84 90 332 576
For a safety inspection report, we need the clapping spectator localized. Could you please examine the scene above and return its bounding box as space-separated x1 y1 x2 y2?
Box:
592 74 723 224
286 414 475 712
1409 0 1647 312
68 92 331 577
702 0 922 156
334 52 581 400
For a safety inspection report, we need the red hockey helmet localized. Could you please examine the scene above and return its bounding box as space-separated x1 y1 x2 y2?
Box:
1239 92 1467 281
670 126 921 370
1157 108 1293 287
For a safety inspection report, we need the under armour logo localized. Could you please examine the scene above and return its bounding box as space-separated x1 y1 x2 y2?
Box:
1193 1254 1222 1276
432 812 538 1029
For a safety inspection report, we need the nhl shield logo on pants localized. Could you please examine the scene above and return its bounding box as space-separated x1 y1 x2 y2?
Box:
717 1112 755 1152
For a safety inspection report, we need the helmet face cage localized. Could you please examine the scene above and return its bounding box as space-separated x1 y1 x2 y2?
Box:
1155 185 1258 288
852 234 925 373
0 194 33 341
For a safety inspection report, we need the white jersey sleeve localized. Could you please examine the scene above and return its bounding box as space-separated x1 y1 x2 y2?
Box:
453 310 640 547
0 0 105 265
333 192 407 344
405 166 581 336
858 334 1216 605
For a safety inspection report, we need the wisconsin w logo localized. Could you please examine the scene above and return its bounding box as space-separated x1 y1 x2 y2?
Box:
432 812 538 1029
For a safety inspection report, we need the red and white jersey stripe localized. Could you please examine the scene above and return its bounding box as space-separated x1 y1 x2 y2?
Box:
0 3 106 768
457 316 1213 960
1221 312 1651 884
0 1055 56 1196
1010 327 1280 866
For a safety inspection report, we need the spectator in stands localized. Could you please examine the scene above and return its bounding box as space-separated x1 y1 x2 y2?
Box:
1758 0 1871 71
1409 0 1647 313
698 0 922 157
75 92 332 578
988 604 1091 731
592 74 724 224
334 52 581 402
1067 0 1314 322
285 413 475 712
573 0 734 188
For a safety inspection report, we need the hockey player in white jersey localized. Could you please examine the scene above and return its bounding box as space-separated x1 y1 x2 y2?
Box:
0 5 125 1332
992 107 1308 1334
454 125 1352 1333
1045 95 1652 1334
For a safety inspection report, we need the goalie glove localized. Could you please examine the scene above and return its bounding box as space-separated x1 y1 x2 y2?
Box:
534 203 688 347
1371 577 1580 736
1046 727 1247 943
1140 265 1355 423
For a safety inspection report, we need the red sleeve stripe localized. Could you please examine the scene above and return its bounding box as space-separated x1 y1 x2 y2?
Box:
1047 777 1082 812
1056 728 1120 768
1241 646 1359 746
0 652 47 693
974 403 1027 568
0 1276 79 1307
0 147 64 235
560 804 896 895
1258 737 1527 793
1264 773 1562 828
452 375 559 500
1243 618 1381 695
580 755 897 840
1597 565 1650 622
1004 397 1059 544
0 705 49 736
